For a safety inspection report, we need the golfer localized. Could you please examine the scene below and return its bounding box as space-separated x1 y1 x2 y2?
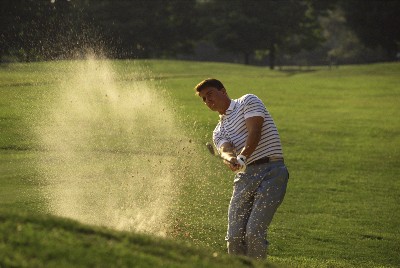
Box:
195 78 289 259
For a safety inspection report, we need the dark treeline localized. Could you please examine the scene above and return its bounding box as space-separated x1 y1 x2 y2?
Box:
1 0 399 68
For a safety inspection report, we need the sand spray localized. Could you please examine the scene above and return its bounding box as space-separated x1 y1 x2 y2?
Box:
34 55 197 236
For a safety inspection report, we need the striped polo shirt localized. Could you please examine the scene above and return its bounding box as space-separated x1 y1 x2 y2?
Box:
213 94 283 165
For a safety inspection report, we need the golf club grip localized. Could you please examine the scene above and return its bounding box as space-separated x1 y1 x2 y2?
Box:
220 156 235 165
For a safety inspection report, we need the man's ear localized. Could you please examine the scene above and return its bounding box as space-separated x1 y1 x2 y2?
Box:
221 88 227 95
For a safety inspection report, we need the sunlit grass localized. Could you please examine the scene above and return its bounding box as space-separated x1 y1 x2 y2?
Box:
1 60 399 267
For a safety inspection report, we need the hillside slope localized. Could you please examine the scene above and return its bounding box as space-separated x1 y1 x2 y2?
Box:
0 210 266 268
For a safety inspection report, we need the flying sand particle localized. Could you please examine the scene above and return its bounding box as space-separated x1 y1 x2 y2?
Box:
34 57 199 236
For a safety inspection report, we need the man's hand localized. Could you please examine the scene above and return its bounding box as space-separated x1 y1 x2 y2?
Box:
219 142 241 171
224 156 242 172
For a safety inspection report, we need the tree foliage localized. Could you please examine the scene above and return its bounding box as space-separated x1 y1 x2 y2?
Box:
339 0 400 60
205 0 323 68
87 0 199 58
0 0 199 60
0 0 92 61
0 0 398 64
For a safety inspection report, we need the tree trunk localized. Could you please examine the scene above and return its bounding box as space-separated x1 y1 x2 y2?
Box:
269 44 275 70
244 52 250 65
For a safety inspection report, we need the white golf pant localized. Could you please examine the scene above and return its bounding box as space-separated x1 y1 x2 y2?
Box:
225 160 289 259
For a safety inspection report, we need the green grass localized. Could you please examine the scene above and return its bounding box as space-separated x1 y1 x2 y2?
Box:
0 209 259 268
1 60 399 267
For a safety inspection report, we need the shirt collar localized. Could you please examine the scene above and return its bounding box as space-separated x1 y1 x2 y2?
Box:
219 99 236 119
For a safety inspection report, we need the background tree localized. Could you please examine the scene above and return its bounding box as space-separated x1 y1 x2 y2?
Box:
0 0 93 61
206 0 324 69
319 8 387 65
0 0 199 60
1 0 398 64
79 0 199 58
339 0 400 61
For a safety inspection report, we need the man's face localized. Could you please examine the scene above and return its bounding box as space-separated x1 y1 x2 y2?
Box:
198 86 227 112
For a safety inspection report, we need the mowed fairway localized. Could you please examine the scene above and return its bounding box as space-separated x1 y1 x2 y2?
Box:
1 60 399 267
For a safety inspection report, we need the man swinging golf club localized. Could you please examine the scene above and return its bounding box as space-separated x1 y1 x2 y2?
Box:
195 78 289 260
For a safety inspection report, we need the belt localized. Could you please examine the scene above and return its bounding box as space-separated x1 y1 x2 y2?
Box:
248 156 284 166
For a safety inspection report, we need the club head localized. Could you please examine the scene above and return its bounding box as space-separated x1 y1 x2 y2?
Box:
205 142 215 155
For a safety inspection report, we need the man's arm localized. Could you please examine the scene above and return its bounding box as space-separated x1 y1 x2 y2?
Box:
219 116 263 171
239 116 264 159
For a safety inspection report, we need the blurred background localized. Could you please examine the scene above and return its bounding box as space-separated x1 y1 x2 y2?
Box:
1 0 399 68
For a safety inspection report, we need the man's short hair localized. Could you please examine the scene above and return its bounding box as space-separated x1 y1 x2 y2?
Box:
194 78 225 95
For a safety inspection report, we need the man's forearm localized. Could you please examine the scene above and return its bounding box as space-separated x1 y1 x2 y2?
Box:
239 116 264 159
240 129 261 158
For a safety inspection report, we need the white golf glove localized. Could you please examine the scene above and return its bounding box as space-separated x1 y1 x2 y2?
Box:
236 154 247 172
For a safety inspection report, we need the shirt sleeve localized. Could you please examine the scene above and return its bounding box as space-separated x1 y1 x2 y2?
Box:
213 122 229 153
242 94 267 119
